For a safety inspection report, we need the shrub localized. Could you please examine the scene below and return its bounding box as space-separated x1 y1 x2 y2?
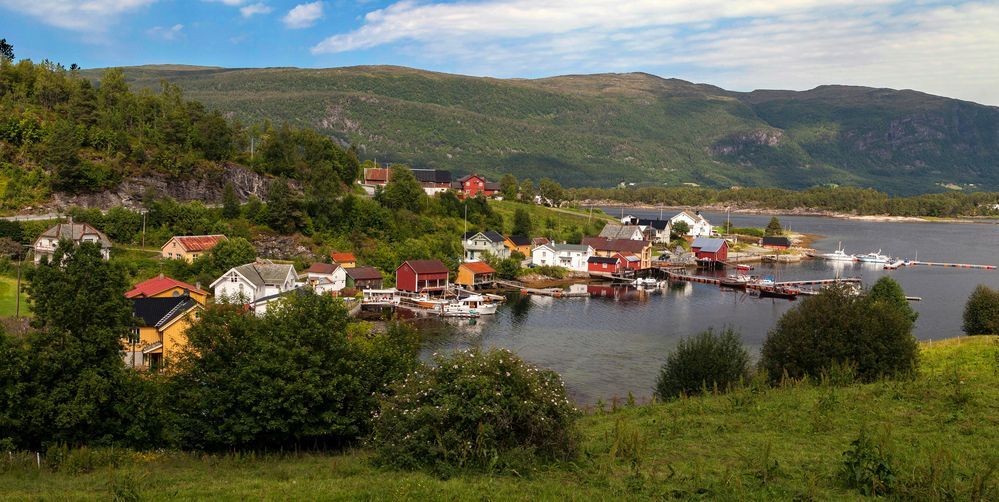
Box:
369 348 579 473
760 285 918 382
963 284 999 336
655 327 751 400
841 429 896 496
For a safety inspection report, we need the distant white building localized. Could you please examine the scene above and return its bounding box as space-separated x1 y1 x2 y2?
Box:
210 260 298 314
669 211 713 238
303 262 347 295
33 221 112 263
531 243 593 272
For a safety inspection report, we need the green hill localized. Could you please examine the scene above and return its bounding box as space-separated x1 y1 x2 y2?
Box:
95 65 999 195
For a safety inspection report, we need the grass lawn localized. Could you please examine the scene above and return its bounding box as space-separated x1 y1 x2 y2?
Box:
491 200 612 240
0 275 29 317
2 336 997 500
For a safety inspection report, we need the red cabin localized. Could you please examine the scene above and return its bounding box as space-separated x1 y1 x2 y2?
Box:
395 260 450 294
455 174 499 197
691 237 728 262
587 255 624 274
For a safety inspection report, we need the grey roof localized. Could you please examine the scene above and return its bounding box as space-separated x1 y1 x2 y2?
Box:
234 261 296 288
636 219 670 230
132 296 198 328
588 256 619 264
547 243 590 253
506 235 531 246
598 223 643 240
462 230 505 243
37 222 112 247
691 237 727 253
761 236 791 246
412 169 452 183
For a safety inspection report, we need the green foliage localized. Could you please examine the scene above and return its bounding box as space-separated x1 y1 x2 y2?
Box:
378 165 427 213
0 38 13 61
370 348 579 473
764 216 783 236
512 207 532 236
760 285 919 382
963 284 999 336
841 429 896 496
192 236 256 282
538 178 564 206
670 220 689 239
222 181 240 219
518 178 536 203
869 277 918 323
499 174 518 200
655 327 751 400
170 293 420 450
264 178 308 234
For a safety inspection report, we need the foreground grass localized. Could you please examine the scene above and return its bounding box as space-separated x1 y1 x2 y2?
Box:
2 337 998 500
0 275 29 317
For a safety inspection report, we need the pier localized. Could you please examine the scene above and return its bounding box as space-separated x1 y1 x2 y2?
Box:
884 260 996 271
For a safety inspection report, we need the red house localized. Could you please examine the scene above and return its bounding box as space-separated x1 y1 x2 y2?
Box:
760 236 791 250
455 174 499 197
618 252 642 271
691 237 729 262
395 260 450 294
587 255 624 274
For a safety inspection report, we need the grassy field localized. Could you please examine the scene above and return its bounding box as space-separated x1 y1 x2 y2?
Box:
0 275 29 317
2 336 997 500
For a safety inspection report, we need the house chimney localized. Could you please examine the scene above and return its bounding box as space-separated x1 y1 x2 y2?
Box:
159 273 164 279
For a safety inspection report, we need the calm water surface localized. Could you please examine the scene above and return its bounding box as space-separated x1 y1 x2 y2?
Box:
419 210 999 405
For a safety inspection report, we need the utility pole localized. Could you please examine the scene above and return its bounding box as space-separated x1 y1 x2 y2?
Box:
15 244 30 319
140 209 147 248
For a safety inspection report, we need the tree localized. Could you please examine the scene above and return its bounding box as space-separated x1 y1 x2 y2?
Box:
512 207 533 236
170 292 419 450
499 174 518 201
868 277 917 322
765 216 783 236
44 120 82 191
670 220 690 239
538 178 565 206
264 178 304 233
222 181 240 219
655 328 750 400
378 164 426 213
519 178 536 204
760 285 918 382
0 38 13 61
199 236 256 280
963 284 999 336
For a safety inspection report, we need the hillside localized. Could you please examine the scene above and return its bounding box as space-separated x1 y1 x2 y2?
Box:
95 65 999 195
3 336 996 499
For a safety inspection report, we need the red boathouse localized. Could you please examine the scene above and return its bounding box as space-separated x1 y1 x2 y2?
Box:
395 260 450 294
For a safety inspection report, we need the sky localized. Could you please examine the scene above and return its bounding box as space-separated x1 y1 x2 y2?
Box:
2 0 998 105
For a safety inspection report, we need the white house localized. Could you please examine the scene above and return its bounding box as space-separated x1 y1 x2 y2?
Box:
303 262 347 295
462 231 510 261
210 260 298 314
33 221 112 263
531 243 593 272
598 223 645 241
669 211 713 237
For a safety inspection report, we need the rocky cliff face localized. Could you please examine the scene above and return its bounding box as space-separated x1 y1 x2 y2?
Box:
44 163 271 211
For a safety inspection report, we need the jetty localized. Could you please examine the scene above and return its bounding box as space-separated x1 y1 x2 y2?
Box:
666 270 862 291
884 260 996 271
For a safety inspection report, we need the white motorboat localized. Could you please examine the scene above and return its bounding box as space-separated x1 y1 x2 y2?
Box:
855 250 891 264
632 277 658 288
818 242 856 262
441 295 498 317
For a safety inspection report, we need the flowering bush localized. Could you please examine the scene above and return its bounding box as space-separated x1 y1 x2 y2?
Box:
369 348 579 472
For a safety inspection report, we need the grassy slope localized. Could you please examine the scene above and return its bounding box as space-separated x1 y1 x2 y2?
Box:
0 276 29 317
83 65 999 194
3 336 997 500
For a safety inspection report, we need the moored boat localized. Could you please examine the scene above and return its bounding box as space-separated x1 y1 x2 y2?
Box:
855 250 891 264
720 274 752 289
757 285 799 300
441 295 498 317
818 242 856 262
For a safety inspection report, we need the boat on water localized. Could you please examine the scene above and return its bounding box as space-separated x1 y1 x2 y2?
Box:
855 250 891 264
817 242 856 262
736 264 754 272
441 295 498 317
632 277 658 288
757 285 799 300
720 274 752 289
409 296 449 309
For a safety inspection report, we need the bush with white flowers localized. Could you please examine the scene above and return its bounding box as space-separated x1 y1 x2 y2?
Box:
369 348 579 472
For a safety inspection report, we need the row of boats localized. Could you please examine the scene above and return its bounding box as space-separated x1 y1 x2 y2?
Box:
361 289 503 317
815 243 893 264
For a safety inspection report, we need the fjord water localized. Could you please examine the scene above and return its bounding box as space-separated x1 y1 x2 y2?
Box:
420 210 999 405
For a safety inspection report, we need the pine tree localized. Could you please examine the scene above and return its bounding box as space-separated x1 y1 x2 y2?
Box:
222 181 241 219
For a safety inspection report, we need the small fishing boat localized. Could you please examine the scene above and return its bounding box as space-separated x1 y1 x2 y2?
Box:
632 277 658 288
409 296 449 309
817 242 856 262
855 250 891 264
441 295 498 317
736 264 754 272
757 285 799 300
720 274 752 289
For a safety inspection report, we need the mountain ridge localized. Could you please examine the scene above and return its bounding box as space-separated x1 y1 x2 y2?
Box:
84 64 999 195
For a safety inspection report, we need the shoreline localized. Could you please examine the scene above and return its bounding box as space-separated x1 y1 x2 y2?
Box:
585 201 999 224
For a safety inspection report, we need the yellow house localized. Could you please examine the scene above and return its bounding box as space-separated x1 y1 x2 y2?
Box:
503 235 532 257
456 261 496 289
126 295 201 371
330 252 357 268
161 235 227 263
125 274 209 306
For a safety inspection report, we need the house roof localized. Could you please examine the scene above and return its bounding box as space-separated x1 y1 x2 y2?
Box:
400 259 449 274
460 261 496 274
168 235 227 253
132 296 198 329
456 174 484 183
37 222 111 247
588 256 620 264
761 236 792 247
636 219 670 230
412 169 452 184
364 168 389 182
306 262 341 275
345 266 383 281
531 237 551 246
484 182 500 191
462 230 506 243
581 237 649 253
229 261 296 288
125 275 206 299
330 252 356 263
691 237 727 253
598 223 643 240
506 235 531 246
540 243 591 253
672 211 708 224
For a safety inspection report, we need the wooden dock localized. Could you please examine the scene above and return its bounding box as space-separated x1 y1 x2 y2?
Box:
666 271 862 290
886 261 996 271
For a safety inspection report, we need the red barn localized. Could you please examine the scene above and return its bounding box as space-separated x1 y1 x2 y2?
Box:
395 260 450 294
587 255 624 274
691 237 728 262
455 174 498 197
618 252 642 271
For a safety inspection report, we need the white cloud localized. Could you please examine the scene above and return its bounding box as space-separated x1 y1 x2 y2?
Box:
147 23 184 41
204 0 246 5
0 0 157 31
240 3 271 17
309 0 999 105
284 1 323 29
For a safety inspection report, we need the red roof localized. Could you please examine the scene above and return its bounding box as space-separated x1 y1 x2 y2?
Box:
125 275 206 299
460 261 496 274
330 252 357 263
400 259 449 274
582 237 650 253
364 168 388 182
171 235 227 252
306 263 341 275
